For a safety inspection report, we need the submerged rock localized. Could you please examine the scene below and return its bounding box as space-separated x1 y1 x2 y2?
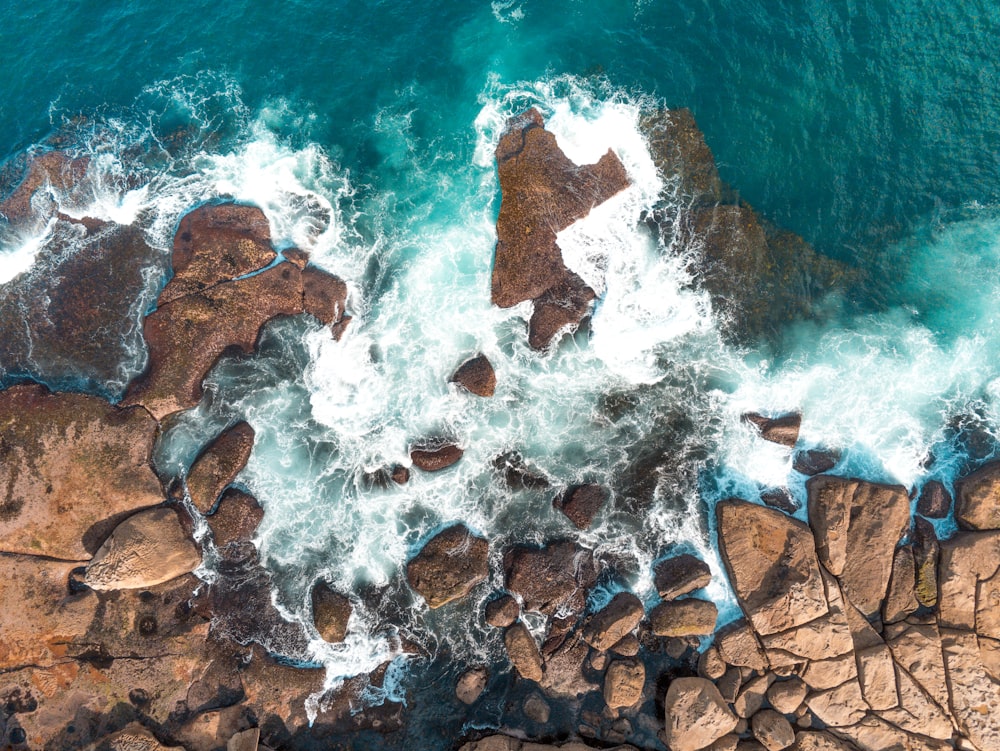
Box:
186 421 256 513
451 354 497 397
406 524 489 608
456 667 489 704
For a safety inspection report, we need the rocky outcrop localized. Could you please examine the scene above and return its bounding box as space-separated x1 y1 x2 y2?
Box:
186 422 256 513
955 460 1000 530
492 108 629 349
451 355 497 397
0 384 163 560
554 483 609 530
503 540 597 616
406 524 489 608
84 507 201 590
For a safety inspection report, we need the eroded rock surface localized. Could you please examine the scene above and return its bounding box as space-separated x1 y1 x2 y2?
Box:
504 540 597 616
406 524 489 608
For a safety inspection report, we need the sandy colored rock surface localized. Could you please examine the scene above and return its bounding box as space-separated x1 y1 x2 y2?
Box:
505 623 544 682
582 592 644 651
955 460 1000 530
650 598 718 637
662 677 738 751
604 659 645 709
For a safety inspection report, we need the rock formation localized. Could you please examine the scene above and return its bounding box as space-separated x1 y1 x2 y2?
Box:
185 421 256 513
451 354 497 397
406 524 489 608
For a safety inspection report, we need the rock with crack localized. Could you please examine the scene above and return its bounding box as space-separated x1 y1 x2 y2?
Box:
538 633 595 698
185 422 256 514
662 677 738 751
603 658 645 709
751 709 795 751
491 108 630 349
940 627 1000 748
503 540 597 617
936 530 1000 632
406 524 489 608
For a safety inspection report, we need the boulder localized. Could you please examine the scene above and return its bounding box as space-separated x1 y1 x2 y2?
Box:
208 488 264 552
792 450 840 476
391 465 410 484
456 667 489 704
100 722 185 750
503 540 597 616
956 460 1000 530
698 645 727 680
160 203 277 305
311 581 352 642
760 488 800 515
766 677 808 715
527 273 596 350
523 691 550 723
649 598 718 637
916 480 951 519
84 507 201 590
492 108 629 349
0 385 163 560
717 500 829 636
743 413 801 448
790 731 863 750
603 659 645 709
410 443 464 472
582 592 644 651
554 483 609 530
227 728 261 751
806 476 910 616
611 633 640 657
406 524 489 608
734 675 774 719
715 619 768 672
451 354 496 397
538 634 595 698
504 623 544 682
654 553 712 600
485 594 520 628
186 422 256 513
751 710 795 751
662 677 738 751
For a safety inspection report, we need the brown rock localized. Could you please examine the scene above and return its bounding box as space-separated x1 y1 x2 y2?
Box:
101 722 186 750
717 500 828 636
456 666 489 704
391 465 410 484
485 594 520 628
654 553 713 600
752 709 795 751
582 592 644 651
734 675 774 719
538 634 595 698
937 530 1000 630
604 659 645 709
649 598 718 637
641 108 723 206
912 517 939 608
505 623 544 682
760 571 853 662
716 618 769 671
554 483 609 530
410 443 464 472
208 488 264 551
311 581 352 642
0 149 90 225
504 540 597 616
523 691 550 723
831 714 952 751
717 667 742 703
883 618 951 718
451 354 497 397
941 627 1000 749
916 480 951 518
879 664 953 741
699 645 727 680
804 680 866 727
0 385 162 560
301 265 349 326
800 653 858 692
767 678 808 715
882 545 919 624
84 507 201 590
406 524 489 608
956 460 1000 529
612 633 640 657
792 450 840 476
227 728 260 751
806 476 910 616
527 273 596 350
662 677 739 751
186 422 256 513
855 644 898 711
160 203 277 305
706 737 739 751
790 731 861 750
743 413 802 448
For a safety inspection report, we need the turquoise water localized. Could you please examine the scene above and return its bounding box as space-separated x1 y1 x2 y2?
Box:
3 0 1000 745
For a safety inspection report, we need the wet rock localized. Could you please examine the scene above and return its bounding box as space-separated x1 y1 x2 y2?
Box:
0 385 163 560
717 500 828 636
653 553 712 601
752 710 795 751
582 592 644 651
311 581 352 643
911 517 940 608
554 483 608 530
538 634 595 698
493 450 550 490
456 667 489 704
451 354 496 397
410 443 464 472
186 422 256 513
527 273 596 350
503 540 597 616
84 507 200 590
160 203 277 305
523 691 550 723
406 524 489 608
504 623 544 682
766 677 808 715
485 593 520 628
743 413 802 448
649 598 718 637
882 545 919 624
641 108 723 206
208 489 264 552
806 476 910 616
916 480 951 519
390 465 410 484
0 149 90 225
604 658 645 709
792 450 840 476
760 488 800 515
662 677 738 751
956 460 1000 530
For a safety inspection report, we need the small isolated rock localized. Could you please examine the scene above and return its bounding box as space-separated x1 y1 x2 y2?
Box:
604 658 645 709
649 598 718 637
654 553 712 600
523 691 550 723
311 581 352 642
554 484 608 530
582 592 644 651
406 524 489 608
410 443 464 472
760 488 799 514
485 593 520 628
917 479 951 518
751 709 795 751
451 354 497 397
742 412 801 448
792 449 839 476
456 666 489 704
662 677 738 751
85 507 201 590
391 465 410 484
766 677 807 715
504 622 544 682
227 727 260 751
956 460 1000 529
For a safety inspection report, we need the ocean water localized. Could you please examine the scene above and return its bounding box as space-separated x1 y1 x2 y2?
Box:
3 0 1000 743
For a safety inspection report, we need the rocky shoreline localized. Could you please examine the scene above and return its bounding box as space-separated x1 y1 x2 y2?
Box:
1 108 999 751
